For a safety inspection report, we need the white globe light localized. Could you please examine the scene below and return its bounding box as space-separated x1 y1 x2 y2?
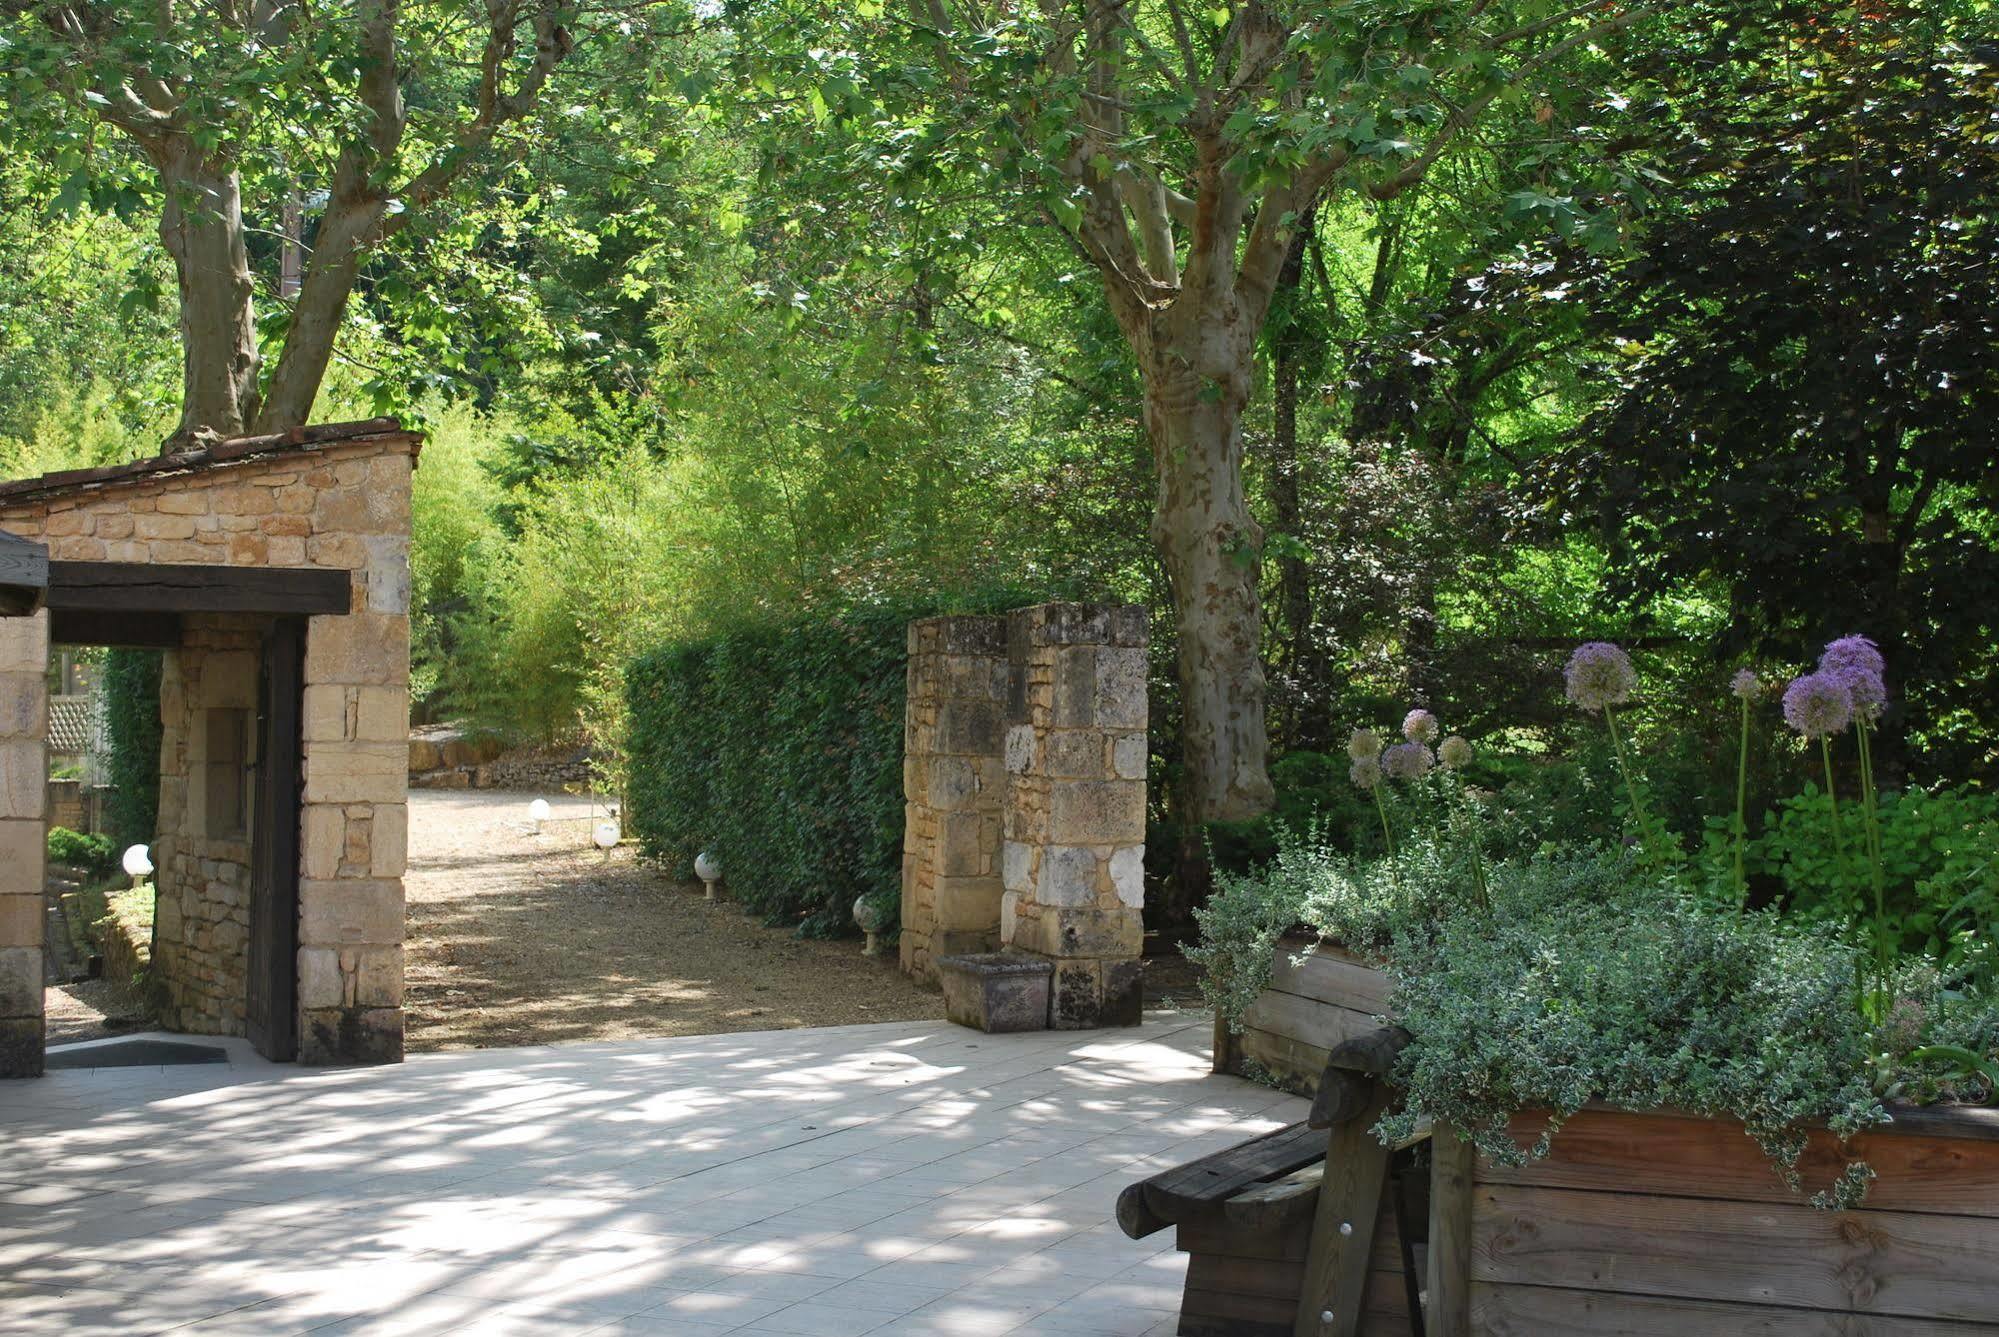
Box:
592 821 620 850
694 851 720 882
121 844 153 878
528 798 552 823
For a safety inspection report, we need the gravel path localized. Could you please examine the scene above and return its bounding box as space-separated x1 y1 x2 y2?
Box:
402 790 945 1052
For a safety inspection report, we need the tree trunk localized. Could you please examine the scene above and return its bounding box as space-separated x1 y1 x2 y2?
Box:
256 198 387 431
155 143 259 441
1141 303 1276 825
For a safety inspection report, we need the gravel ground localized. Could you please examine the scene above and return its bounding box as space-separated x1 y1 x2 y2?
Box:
402 790 947 1051
43 976 152 1046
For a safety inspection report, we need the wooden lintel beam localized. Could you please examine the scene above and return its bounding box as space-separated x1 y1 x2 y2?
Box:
50 608 183 648
46 561 350 617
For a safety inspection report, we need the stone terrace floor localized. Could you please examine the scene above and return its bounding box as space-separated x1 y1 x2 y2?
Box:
0 1013 1304 1336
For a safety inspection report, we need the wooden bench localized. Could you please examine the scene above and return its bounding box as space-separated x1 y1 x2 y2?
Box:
1120 1027 1428 1337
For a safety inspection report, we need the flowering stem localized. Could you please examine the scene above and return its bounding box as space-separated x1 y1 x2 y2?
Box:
1819 737 1868 1016
1371 786 1403 898
1733 694 1751 910
1854 725 1890 1015
1603 704 1670 872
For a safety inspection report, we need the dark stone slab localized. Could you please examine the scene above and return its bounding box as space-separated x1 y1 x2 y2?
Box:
938 952 1053 1033
45 1039 227 1069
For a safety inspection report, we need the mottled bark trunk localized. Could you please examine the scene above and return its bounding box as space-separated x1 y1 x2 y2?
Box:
156 144 259 440
1141 306 1276 825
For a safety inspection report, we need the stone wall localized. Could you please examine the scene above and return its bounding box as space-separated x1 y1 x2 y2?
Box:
0 428 415 1066
898 602 1149 1029
898 615 1009 982
152 615 263 1035
0 613 47 1076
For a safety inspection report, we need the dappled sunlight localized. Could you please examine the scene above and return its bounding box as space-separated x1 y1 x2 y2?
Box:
2 1014 1302 1334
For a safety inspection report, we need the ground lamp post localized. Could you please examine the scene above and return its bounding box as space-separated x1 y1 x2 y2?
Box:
592 820 619 863
122 844 152 890
695 851 721 901
527 798 551 835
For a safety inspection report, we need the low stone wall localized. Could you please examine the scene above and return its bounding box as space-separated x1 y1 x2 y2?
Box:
95 891 151 986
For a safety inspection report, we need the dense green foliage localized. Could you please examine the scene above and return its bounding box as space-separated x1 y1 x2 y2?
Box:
100 650 162 851
46 826 114 874
0 4 1990 935
1753 787 1999 958
627 605 944 937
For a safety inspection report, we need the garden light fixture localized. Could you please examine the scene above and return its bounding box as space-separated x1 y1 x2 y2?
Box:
695 851 721 901
121 843 152 889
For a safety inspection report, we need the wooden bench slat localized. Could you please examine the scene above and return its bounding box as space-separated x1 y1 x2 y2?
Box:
1139 1121 1326 1222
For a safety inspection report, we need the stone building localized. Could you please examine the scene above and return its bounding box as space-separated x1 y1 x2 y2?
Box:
0 419 417 1077
901 602 1148 1028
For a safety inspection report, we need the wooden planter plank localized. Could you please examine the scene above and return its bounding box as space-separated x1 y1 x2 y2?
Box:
1480 1107 1999 1217
1468 1283 1999 1335
1473 1182 1999 1321
1266 943 1394 1013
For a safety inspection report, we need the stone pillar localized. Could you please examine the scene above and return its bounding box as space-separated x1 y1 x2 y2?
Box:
1002 603 1148 1028
899 614 1009 984
0 612 47 1076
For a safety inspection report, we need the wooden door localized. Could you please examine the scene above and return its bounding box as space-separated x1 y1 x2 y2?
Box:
247 619 305 1061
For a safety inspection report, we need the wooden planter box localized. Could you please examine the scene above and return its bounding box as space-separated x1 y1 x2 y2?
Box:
1449 1102 1999 1334
1219 937 1391 1092
1194 938 1999 1334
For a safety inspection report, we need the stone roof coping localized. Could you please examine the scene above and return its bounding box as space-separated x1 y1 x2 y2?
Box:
0 418 423 507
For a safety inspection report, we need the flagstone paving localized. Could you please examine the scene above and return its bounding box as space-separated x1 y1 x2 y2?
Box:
0 1013 1304 1335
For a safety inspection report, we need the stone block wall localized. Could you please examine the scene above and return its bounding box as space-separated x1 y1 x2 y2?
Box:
153 615 262 1034
0 612 47 1076
899 615 1009 982
899 602 1148 1029
0 428 416 1066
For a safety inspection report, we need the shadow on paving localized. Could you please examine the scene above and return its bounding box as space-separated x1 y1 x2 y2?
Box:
0 1016 1299 1336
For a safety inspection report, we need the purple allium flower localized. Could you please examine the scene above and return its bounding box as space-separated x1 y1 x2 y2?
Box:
1828 665 1887 723
1382 741 1435 782
1820 635 1885 680
1347 728 1384 763
1349 755 1383 791
1782 671 1854 739
1819 636 1888 724
1730 668 1761 702
1564 641 1636 714
1438 735 1474 769
1402 709 1440 744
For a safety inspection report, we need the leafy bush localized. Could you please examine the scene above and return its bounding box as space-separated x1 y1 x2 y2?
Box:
46 826 114 873
1377 857 1889 1207
626 605 921 937
1753 786 1999 957
100 648 162 850
1204 749 1384 871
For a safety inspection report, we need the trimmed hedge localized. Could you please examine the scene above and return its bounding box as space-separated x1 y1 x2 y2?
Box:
626 607 917 937
101 649 162 850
